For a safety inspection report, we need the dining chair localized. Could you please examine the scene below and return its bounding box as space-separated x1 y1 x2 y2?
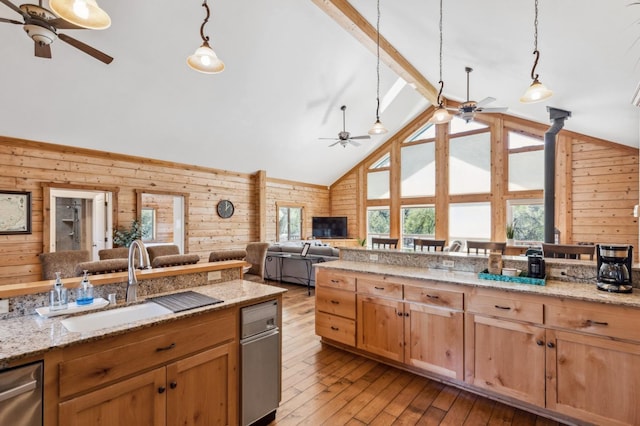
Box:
371 237 399 249
413 238 446 252
542 243 595 260
466 241 506 255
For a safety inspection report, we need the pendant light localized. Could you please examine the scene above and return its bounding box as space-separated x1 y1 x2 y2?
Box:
427 0 453 125
187 0 225 74
520 0 553 103
368 0 388 135
49 0 111 30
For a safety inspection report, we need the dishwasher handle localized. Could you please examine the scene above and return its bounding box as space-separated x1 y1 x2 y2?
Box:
240 327 279 344
0 380 37 403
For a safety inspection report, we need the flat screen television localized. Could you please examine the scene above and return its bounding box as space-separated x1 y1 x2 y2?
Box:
312 216 348 239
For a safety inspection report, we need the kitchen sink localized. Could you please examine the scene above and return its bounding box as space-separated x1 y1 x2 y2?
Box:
61 302 172 333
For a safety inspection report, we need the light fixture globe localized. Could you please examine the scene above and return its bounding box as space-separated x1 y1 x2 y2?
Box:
187 41 225 74
519 78 553 103
368 119 388 135
428 105 453 125
49 0 111 30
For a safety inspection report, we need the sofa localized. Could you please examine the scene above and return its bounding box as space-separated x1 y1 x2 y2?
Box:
264 243 339 287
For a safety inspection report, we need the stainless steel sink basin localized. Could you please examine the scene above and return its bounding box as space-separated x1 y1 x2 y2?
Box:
61 302 172 332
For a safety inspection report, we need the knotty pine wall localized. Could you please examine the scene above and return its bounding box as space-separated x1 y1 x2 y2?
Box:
330 110 639 258
0 137 329 285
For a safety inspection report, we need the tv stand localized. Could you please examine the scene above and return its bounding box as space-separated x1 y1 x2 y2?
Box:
318 238 360 248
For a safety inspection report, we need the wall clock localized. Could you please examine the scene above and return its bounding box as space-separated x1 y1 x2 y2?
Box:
217 200 234 218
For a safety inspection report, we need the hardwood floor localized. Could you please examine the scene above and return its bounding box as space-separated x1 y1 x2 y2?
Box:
269 282 566 426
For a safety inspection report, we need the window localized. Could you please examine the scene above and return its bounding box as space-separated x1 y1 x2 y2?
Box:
508 131 544 191
278 206 302 242
140 208 155 241
402 205 435 247
405 123 435 142
367 171 390 200
449 202 491 243
367 207 390 246
449 131 491 195
507 200 544 244
449 116 488 135
401 142 435 197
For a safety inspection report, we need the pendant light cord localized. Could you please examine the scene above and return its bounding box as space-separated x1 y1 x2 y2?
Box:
199 0 211 43
375 0 381 121
530 0 540 81
436 0 445 107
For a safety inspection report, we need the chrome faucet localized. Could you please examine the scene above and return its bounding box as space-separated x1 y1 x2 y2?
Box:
126 239 151 302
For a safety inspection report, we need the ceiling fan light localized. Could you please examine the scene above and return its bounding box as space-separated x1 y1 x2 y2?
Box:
428 105 453 125
520 78 553 103
50 0 111 30
368 119 388 135
187 42 225 74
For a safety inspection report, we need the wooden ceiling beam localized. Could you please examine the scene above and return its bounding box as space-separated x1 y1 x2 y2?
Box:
311 0 439 105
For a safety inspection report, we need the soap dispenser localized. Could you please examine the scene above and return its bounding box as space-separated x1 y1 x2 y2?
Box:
76 270 94 305
49 271 68 311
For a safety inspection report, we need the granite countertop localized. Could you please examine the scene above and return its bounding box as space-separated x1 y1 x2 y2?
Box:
0 280 286 367
317 260 640 308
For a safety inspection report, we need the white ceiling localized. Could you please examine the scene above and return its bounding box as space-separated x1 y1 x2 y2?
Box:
1 1 639 186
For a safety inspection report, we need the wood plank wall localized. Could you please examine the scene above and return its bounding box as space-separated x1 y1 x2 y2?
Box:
0 137 329 285
330 112 639 257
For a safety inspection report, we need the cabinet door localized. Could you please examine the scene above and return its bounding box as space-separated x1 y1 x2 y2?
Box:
546 329 640 426
59 367 166 426
405 302 464 380
166 343 238 426
466 314 545 407
356 295 404 361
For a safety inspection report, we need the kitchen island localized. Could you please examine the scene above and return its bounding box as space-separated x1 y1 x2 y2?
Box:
1 279 286 426
316 257 640 426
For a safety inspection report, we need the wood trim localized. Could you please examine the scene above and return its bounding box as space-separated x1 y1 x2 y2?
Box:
434 123 449 240
390 141 401 244
311 0 439 105
492 117 505 241
135 189 190 253
257 170 267 242
265 176 328 191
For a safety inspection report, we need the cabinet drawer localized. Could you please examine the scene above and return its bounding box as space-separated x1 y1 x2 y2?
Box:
316 270 356 291
546 301 640 342
316 287 355 319
467 293 543 324
404 285 463 310
357 278 403 299
59 309 235 398
316 312 355 346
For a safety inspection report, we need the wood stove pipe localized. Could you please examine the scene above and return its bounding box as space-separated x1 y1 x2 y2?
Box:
544 107 571 243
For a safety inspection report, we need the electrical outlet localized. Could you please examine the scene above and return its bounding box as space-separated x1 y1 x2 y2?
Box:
442 260 455 268
208 271 222 281
550 268 567 277
0 299 8 314
369 254 379 261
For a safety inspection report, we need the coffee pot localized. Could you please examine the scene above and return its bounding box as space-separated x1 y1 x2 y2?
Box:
596 245 633 293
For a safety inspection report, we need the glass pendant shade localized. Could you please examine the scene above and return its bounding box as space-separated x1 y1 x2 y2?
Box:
520 78 553 103
187 42 225 74
368 119 388 135
49 0 111 30
428 105 453 125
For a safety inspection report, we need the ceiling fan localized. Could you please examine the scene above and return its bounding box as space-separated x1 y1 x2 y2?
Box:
319 105 371 148
449 67 507 123
0 0 113 63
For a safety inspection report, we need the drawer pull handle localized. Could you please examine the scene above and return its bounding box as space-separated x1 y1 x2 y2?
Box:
426 294 439 299
536 340 544 346
158 386 166 394
494 305 511 310
547 342 555 349
330 326 339 331
404 312 409 317
374 286 385 290
331 279 340 283
397 311 403 317
170 381 177 389
587 320 609 326
330 300 340 304
156 343 176 352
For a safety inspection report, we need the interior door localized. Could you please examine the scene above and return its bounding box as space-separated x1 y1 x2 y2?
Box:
92 193 106 259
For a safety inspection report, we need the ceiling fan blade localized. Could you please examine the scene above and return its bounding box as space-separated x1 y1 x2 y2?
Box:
319 137 338 140
476 106 508 113
34 42 52 59
50 17 86 30
0 0 28 18
0 16 22 24
58 33 113 64
475 97 496 108
328 141 341 147
350 135 371 140
348 140 361 147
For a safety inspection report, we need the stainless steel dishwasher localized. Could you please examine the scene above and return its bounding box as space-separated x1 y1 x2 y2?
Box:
0 361 43 426
240 299 280 426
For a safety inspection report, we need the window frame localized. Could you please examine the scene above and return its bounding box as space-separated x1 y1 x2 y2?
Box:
276 204 304 242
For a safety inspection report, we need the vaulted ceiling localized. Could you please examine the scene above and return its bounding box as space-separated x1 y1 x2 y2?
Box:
1 0 638 186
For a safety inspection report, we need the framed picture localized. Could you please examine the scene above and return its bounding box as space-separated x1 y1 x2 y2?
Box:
0 191 32 235
301 242 311 257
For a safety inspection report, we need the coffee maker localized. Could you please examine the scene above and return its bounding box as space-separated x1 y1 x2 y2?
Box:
596 244 633 293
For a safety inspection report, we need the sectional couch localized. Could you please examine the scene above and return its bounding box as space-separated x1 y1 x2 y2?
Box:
264 243 340 287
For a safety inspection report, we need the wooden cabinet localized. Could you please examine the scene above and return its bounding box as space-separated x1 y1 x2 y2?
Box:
315 270 356 346
57 308 238 426
356 293 404 361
